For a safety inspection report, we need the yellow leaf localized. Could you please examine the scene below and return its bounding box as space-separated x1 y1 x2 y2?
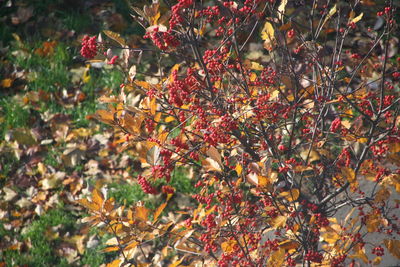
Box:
357 138 368 143
270 215 287 229
300 149 320 163
322 5 337 28
270 90 279 100
106 258 122 267
165 116 175 122
235 164 243 176
249 72 257 82
279 240 299 251
351 13 363 23
77 199 100 212
150 97 157 115
341 120 351 129
103 30 127 47
168 257 185 267
341 167 356 183
267 248 285 266
349 244 369 263
383 239 400 259
251 62 264 71
321 230 340 244
221 240 237 253
261 21 274 41
124 241 139 251
372 256 381 265
95 109 115 125
279 189 300 202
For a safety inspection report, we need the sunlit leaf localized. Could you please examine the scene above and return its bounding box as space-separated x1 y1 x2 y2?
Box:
106 258 122 267
135 205 149 221
206 146 223 167
278 0 288 21
102 246 120 252
261 21 274 41
146 145 162 166
351 13 363 23
221 240 237 253
279 189 300 202
103 30 127 47
153 202 168 223
322 4 337 28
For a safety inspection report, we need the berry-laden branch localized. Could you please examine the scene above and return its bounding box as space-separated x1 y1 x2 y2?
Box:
79 0 400 266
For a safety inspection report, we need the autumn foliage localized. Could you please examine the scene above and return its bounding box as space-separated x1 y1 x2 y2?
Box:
79 0 400 266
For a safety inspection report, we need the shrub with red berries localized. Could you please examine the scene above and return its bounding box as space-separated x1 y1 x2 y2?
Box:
79 0 400 266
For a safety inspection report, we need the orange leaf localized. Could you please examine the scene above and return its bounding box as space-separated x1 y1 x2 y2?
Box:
135 205 149 221
383 239 400 259
106 259 122 267
153 202 167 223
221 240 237 253
103 246 120 252
92 189 104 206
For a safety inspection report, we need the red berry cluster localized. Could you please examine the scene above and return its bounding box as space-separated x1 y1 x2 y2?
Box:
144 28 180 51
80 35 97 59
304 250 323 263
137 175 157 194
330 117 341 133
371 245 384 256
169 0 193 29
330 254 346 267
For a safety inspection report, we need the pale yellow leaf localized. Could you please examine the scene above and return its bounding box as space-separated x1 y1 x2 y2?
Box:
261 21 274 41
278 0 288 21
322 4 337 28
270 215 287 229
351 13 363 23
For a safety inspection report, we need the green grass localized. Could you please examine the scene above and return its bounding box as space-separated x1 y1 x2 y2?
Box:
0 97 31 138
0 204 106 267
